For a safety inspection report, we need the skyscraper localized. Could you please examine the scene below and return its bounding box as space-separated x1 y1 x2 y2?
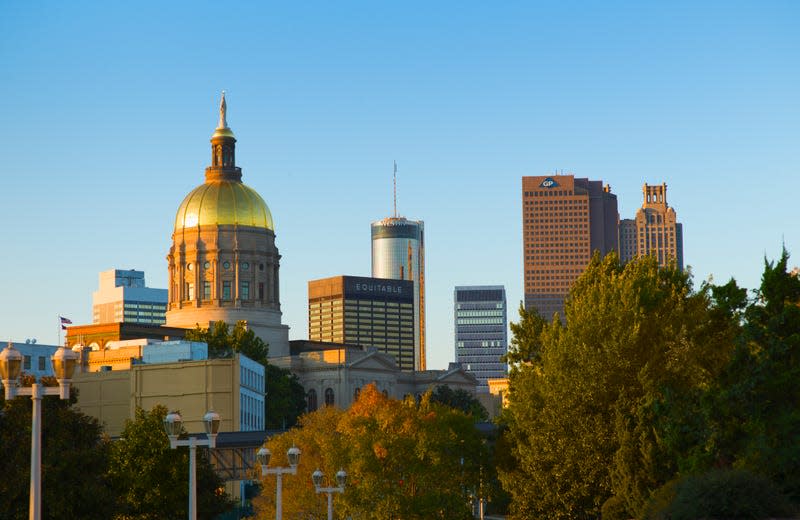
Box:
454 285 507 393
371 217 425 370
165 93 289 356
522 174 619 319
92 269 167 325
619 183 684 269
308 275 416 371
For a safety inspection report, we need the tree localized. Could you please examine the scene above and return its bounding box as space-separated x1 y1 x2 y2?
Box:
253 384 487 519
499 254 736 518
429 384 489 421
186 320 269 365
696 249 800 502
107 405 233 520
0 382 117 520
264 364 307 429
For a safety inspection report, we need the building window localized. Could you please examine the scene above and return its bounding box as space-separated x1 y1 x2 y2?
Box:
307 389 318 412
186 283 195 300
241 281 250 300
38 356 46 371
259 283 264 301
324 388 335 407
24 355 31 370
203 281 212 300
222 281 231 300
354 387 361 400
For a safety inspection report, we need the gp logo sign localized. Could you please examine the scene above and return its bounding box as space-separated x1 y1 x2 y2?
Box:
539 177 559 188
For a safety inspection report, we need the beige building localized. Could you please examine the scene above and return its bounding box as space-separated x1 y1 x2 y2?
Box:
273 340 478 411
72 354 264 437
619 183 684 269
165 94 289 356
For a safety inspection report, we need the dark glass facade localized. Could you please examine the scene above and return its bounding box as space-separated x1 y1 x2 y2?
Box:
308 275 416 371
454 286 508 392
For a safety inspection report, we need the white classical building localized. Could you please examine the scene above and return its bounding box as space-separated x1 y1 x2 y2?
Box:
272 340 478 411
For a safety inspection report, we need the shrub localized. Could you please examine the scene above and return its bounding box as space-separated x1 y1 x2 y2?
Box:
643 468 797 520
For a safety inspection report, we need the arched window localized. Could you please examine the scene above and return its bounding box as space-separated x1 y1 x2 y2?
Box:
307 389 318 412
325 388 335 407
354 387 361 401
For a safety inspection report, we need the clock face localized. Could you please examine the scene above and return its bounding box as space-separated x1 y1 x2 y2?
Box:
242 262 250 270
204 261 211 270
223 261 231 270
187 263 194 271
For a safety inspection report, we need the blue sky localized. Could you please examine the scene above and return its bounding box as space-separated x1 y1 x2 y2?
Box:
1 1 798 369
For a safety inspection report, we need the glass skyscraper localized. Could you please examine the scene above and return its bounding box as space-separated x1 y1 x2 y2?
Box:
454 285 508 393
371 217 425 370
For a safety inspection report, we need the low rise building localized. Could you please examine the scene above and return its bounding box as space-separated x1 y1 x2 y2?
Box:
273 340 477 411
72 353 264 436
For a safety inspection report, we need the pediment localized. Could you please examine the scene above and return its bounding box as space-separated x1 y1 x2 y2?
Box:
348 351 398 372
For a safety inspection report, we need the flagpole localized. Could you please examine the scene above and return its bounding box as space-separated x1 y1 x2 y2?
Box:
57 316 61 348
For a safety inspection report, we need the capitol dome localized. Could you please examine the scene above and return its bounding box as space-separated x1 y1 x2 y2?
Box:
174 180 274 231
165 93 290 358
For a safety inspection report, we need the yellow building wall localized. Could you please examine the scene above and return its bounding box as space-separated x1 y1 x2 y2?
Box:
73 357 242 437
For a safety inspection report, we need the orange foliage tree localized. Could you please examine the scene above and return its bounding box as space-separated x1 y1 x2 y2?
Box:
254 384 486 519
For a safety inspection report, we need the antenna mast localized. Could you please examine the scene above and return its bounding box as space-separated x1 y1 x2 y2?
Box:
393 160 398 218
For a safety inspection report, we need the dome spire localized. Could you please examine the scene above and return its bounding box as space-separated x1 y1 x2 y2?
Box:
218 90 228 129
207 91 241 182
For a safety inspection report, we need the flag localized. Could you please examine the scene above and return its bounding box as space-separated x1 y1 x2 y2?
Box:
60 316 72 330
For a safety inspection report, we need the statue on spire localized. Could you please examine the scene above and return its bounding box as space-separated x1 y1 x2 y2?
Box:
218 90 228 129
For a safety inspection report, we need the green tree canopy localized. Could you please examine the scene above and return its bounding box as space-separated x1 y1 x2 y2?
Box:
429 384 489 421
499 254 737 518
264 363 307 429
186 320 269 365
0 384 117 520
107 405 233 520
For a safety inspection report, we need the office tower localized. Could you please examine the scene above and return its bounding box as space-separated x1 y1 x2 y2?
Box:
92 269 168 325
522 174 619 319
308 275 415 371
165 93 289 356
454 286 508 393
371 217 426 370
619 183 684 270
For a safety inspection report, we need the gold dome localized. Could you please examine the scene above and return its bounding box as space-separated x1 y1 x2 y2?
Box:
174 180 274 231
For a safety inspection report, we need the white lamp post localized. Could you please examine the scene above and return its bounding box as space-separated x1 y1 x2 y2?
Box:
256 445 301 520
0 341 78 520
312 468 347 520
163 410 221 520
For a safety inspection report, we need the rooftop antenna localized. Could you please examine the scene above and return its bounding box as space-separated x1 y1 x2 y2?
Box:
393 160 398 218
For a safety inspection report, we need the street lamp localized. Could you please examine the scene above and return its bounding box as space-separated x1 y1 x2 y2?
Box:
256 445 301 520
163 409 221 520
0 341 78 520
312 468 347 520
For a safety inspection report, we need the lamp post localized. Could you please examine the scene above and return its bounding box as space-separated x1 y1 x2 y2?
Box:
0 341 78 520
312 468 346 520
256 445 301 520
163 410 221 520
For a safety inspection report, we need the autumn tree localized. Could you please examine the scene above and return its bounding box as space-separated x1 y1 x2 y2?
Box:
253 384 486 519
500 254 736 518
107 405 233 519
